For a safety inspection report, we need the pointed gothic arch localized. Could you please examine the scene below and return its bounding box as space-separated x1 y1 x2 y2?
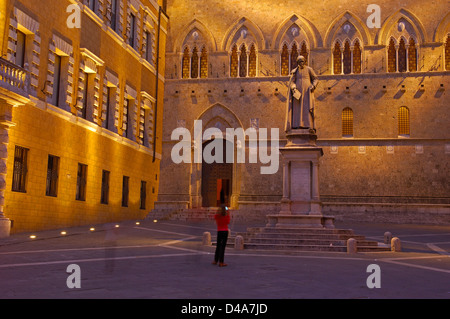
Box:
324 11 372 48
221 17 265 52
272 14 321 49
189 103 244 209
172 19 217 53
376 8 427 45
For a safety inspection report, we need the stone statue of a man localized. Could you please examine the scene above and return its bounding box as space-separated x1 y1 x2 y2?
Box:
285 55 319 132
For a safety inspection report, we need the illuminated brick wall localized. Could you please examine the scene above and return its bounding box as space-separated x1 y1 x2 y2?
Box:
2 0 168 232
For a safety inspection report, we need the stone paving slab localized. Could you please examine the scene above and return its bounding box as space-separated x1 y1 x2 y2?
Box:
0 220 449 301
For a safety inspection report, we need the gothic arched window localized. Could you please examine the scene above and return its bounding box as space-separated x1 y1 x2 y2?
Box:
333 42 342 74
248 44 257 77
230 45 238 77
408 38 417 72
191 46 199 78
353 40 362 74
182 46 190 79
388 38 397 73
200 46 208 78
239 44 247 77
281 44 289 76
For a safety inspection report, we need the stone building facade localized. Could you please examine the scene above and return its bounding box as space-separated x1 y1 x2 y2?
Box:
153 0 450 224
0 0 168 234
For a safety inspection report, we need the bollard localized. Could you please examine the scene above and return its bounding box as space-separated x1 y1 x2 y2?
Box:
384 231 392 244
391 237 401 252
234 235 244 250
202 231 211 246
347 238 357 254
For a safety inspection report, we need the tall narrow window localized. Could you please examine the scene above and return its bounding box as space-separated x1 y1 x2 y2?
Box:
388 38 397 73
248 44 257 77
140 181 147 210
290 43 298 72
281 44 289 76
122 176 130 207
88 0 97 12
145 31 152 63
343 41 351 74
408 38 417 72
398 106 410 136
333 42 342 74
51 54 62 106
300 42 308 65
342 107 353 137
82 72 91 120
16 30 26 68
76 163 88 201
230 45 238 77
129 13 136 48
12 146 29 193
191 47 199 79
182 47 190 79
46 155 60 197
200 46 208 78
398 38 407 72
101 170 110 204
446 35 450 71
353 40 362 74
124 98 132 138
105 86 113 130
111 0 118 31
239 44 247 77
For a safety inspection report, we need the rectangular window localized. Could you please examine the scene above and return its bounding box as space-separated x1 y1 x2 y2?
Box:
105 87 113 130
145 31 152 63
111 0 118 31
88 0 97 12
129 13 136 48
76 163 88 201
46 155 60 197
101 170 110 204
82 72 90 119
124 98 132 138
16 30 26 68
12 146 29 193
51 54 62 107
122 176 129 207
140 181 147 210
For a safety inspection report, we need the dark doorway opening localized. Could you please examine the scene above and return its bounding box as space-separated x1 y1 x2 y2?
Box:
201 139 232 207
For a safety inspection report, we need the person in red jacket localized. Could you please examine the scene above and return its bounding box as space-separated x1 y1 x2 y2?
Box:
212 205 230 267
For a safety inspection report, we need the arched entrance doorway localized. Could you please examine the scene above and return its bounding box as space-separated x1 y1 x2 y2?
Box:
201 139 232 207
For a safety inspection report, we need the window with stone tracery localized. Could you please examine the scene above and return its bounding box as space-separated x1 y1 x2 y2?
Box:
333 42 342 74
230 45 238 77
182 46 190 78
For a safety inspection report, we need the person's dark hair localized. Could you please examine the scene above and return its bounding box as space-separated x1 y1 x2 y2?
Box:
220 205 227 216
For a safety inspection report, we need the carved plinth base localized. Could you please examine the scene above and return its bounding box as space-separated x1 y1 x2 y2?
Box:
273 128 335 228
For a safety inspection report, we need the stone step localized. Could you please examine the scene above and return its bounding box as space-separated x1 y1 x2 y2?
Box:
246 227 355 235
240 232 366 241
246 238 379 246
243 243 390 252
243 243 348 252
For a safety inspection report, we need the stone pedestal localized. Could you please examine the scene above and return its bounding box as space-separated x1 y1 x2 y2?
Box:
267 129 335 229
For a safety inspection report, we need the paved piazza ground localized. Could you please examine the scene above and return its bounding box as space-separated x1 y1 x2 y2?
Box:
0 219 448 306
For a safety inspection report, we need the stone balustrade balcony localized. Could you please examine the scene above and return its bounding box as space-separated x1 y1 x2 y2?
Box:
0 57 30 99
